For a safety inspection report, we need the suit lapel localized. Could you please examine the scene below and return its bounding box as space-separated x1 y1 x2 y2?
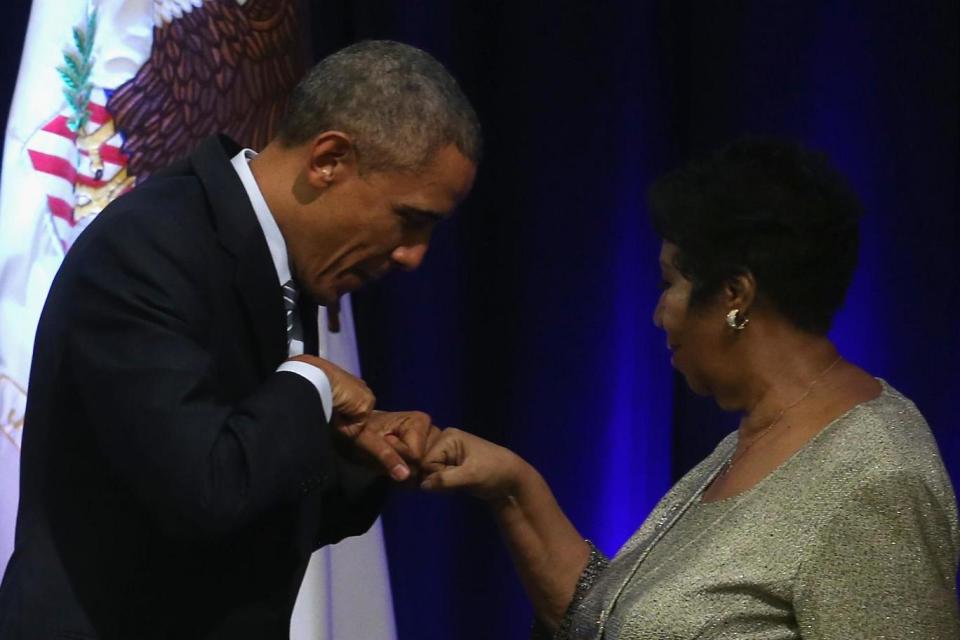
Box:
190 135 286 376
233 236 287 375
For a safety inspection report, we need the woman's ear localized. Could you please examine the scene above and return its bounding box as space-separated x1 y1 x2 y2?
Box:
723 271 757 313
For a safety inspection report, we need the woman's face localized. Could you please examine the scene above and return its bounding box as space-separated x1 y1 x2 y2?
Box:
652 242 729 395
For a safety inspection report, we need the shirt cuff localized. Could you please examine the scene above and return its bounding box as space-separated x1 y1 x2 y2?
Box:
277 360 333 423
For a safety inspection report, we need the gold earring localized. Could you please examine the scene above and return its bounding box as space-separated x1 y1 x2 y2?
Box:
726 309 749 331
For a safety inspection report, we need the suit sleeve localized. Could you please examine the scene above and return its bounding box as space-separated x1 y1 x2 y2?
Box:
62 209 383 540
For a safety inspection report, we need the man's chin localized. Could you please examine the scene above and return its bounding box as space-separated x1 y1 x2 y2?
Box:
316 268 379 303
301 283 338 307
335 270 374 297
316 291 341 307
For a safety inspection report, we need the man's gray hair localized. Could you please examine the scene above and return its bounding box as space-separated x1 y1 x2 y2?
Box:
277 40 482 172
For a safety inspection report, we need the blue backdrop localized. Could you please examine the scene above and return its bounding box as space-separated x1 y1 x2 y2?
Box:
323 2 960 637
2 1 957 638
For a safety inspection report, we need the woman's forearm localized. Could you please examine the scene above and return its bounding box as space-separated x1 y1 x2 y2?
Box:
490 461 591 629
420 428 593 628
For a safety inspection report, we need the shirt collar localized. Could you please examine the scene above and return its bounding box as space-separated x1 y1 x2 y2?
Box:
229 148 292 286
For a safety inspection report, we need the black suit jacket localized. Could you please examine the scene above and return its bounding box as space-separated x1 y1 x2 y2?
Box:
0 136 386 639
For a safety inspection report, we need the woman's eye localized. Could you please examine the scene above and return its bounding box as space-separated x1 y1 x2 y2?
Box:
659 279 671 290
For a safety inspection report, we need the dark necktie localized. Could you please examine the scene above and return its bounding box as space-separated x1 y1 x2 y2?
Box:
281 279 301 350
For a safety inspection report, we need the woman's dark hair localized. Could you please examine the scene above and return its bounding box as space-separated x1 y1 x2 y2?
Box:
649 137 862 335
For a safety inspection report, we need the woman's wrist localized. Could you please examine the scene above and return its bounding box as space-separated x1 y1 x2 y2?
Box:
487 455 543 516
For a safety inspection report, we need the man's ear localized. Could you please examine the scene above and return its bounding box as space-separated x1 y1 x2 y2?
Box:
306 131 358 189
722 271 757 313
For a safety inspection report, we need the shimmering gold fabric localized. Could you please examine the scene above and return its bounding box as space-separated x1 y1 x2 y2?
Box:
555 380 960 639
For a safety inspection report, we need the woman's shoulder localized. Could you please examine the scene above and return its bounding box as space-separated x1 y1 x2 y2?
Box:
800 378 956 518
819 379 942 469
788 380 960 638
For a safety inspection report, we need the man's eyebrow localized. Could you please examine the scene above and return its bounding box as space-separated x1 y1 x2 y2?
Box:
393 204 446 221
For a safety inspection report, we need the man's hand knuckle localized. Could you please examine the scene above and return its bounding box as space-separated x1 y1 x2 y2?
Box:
412 411 431 425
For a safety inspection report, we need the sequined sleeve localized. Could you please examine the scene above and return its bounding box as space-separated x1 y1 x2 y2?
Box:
793 465 960 638
530 541 610 640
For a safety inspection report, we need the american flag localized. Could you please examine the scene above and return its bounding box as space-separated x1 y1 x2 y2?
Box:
26 88 132 250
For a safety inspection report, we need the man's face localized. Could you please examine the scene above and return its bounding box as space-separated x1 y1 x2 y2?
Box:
286 144 476 305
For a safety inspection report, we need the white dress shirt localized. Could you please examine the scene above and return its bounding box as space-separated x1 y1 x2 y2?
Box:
230 149 333 422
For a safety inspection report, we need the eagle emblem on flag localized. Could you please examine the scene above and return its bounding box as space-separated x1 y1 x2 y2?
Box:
27 0 305 249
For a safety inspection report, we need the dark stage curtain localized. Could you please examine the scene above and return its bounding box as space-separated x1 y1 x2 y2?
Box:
2 1 957 638
310 2 959 637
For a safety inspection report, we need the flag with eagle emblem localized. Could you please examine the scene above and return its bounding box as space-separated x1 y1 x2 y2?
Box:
0 1 397 637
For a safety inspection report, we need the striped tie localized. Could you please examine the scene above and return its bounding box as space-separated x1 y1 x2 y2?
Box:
281 279 301 349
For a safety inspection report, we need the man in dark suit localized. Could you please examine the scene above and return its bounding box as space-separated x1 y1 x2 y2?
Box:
0 40 480 639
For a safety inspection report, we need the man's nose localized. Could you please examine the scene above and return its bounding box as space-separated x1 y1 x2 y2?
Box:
391 242 429 271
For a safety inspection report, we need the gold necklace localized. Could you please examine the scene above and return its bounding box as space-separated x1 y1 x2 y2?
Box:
720 355 842 476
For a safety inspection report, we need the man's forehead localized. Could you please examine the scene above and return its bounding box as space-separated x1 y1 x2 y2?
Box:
430 146 476 193
407 146 476 212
